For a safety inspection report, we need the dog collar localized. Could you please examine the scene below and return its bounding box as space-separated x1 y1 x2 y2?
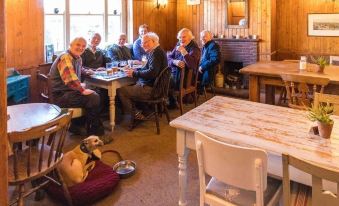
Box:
80 142 91 154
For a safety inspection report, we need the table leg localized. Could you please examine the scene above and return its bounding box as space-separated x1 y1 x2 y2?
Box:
265 85 276 105
177 130 190 206
249 75 260 102
108 84 116 131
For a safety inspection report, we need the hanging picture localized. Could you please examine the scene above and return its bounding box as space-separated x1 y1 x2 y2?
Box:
308 13 339 37
187 0 200 5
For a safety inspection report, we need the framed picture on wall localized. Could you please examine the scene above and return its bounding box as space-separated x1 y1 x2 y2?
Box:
187 0 200 5
308 13 339 37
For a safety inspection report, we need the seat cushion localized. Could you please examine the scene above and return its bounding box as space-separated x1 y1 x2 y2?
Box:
46 160 120 206
206 176 282 205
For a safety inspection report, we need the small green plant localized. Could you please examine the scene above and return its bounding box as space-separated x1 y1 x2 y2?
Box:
310 56 329 67
307 102 334 124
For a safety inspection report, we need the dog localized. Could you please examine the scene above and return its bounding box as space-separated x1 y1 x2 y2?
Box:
58 136 104 187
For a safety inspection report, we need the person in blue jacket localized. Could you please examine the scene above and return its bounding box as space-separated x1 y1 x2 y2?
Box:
132 24 149 61
198 30 221 94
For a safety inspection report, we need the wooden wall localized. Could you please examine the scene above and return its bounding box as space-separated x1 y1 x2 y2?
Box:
177 0 276 61
276 0 339 60
6 0 44 68
132 0 178 51
0 0 8 204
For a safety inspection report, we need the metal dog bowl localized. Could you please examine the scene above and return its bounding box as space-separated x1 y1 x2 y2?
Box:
113 160 136 179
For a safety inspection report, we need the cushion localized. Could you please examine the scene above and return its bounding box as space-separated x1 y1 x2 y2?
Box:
46 161 120 206
206 176 282 205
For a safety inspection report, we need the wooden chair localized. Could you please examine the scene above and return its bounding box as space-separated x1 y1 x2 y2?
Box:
131 67 171 134
177 64 199 115
8 111 73 206
282 153 339 206
280 74 330 110
314 92 339 115
37 71 84 118
195 131 282 206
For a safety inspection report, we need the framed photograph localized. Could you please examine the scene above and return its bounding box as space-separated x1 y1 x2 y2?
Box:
187 0 200 5
308 13 339 37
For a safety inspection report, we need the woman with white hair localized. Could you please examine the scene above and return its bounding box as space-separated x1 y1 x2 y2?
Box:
167 28 201 108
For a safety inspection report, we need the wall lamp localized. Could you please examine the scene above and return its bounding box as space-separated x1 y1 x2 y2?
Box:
156 0 168 9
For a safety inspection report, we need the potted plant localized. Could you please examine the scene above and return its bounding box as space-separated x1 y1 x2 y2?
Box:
307 102 334 139
310 56 329 73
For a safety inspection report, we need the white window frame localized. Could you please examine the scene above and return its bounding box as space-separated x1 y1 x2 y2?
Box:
44 0 126 52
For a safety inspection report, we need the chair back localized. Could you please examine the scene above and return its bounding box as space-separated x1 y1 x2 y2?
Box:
37 71 51 103
150 67 171 99
179 61 200 91
280 74 330 110
8 111 72 183
282 153 339 206
314 92 339 115
195 131 268 192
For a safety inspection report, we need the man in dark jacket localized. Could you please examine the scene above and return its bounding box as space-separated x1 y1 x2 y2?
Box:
106 33 133 67
81 33 111 70
198 30 221 93
167 28 201 107
117 32 168 121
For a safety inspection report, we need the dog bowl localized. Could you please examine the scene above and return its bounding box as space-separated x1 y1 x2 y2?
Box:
113 160 136 179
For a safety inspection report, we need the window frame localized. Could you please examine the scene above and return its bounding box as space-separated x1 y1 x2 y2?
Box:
44 0 126 52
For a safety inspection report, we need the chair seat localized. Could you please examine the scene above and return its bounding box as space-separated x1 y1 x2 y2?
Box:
206 176 282 206
67 108 84 118
8 144 62 185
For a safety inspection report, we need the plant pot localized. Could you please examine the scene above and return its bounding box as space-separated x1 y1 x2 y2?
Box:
317 121 333 139
317 65 325 73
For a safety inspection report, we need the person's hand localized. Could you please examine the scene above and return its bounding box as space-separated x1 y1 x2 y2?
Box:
81 89 94 95
96 67 105 71
85 69 94 75
80 82 86 88
125 68 134 77
174 60 185 69
198 67 203 73
177 45 188 56
133 60 143 65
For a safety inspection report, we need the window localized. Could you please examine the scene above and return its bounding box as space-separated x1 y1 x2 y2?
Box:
44 0 125 53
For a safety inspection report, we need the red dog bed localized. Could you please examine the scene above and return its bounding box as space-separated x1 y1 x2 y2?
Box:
46 161 120 206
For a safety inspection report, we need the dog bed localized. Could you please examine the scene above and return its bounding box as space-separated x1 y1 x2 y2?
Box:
46 160 120 206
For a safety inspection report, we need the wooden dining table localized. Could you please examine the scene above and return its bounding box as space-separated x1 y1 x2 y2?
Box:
85 69 135 131
7 103 61 133
240 61 339 104
170 96 339 206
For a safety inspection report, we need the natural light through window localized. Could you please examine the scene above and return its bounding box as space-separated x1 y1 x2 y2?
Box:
44 0 124 53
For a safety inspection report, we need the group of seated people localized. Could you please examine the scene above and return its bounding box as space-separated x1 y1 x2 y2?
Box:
48 24 221 137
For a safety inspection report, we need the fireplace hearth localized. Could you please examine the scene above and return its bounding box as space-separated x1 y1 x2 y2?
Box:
213 38 259 98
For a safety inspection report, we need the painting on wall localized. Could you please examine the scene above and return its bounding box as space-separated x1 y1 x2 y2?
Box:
187 0 200 5
308 13 339 37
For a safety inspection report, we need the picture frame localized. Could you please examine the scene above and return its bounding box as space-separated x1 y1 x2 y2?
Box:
187 0 200 5
308 13 339 37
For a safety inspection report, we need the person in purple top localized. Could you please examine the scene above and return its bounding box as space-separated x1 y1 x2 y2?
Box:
132 24 149 61
167 28 201 108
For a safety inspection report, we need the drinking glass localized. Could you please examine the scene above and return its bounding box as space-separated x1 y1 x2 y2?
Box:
106 63 113 76
141 55 147 66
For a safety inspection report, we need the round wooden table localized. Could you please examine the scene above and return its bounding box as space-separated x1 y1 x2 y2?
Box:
7 103 61 133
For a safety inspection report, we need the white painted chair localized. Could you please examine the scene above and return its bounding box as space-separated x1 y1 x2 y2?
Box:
329 56 339 66
282 153 339 206
195 131 282 206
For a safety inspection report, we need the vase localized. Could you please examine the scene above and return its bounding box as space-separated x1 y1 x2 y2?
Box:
317 121 333 139
317 65 325 73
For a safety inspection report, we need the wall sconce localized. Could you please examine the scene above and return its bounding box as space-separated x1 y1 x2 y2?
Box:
156 0 168 9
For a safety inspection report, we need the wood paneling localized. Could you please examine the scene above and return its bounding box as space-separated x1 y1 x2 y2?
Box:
276 0 339 60
177 0 276 61
0 0 8 204
6 0 44 68
132 0 178 51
